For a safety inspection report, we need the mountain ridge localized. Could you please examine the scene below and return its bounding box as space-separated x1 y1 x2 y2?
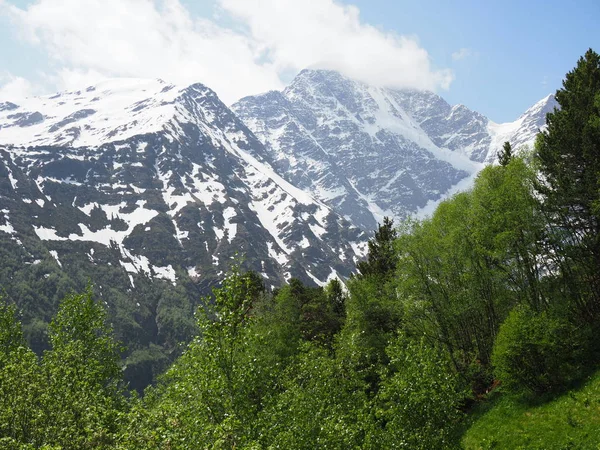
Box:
233 69 556 229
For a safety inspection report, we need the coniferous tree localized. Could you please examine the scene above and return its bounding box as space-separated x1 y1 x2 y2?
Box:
535 48 600 316
498 141 513 166
356 217 398 278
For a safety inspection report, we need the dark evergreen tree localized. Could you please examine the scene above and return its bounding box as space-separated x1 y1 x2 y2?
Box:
535 48 600 317
325 278 347 320
498 141 513 166
356 217 398 278
241 270 266 304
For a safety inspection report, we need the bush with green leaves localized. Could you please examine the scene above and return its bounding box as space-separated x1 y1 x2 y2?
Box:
375 335 466 449
257 343 373 449
492 305 592 395
0 289 127 449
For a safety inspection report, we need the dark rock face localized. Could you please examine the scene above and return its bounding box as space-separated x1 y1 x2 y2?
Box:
0 101 18 112
8 111 45 127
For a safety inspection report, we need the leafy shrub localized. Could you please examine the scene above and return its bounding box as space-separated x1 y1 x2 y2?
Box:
492 305 591 395
376 335 466 449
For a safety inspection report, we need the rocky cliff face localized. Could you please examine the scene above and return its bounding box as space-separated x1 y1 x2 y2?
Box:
233 69 557 230
0 78 367 291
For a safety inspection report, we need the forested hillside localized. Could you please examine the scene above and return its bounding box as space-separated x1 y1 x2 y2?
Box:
1 49 600 449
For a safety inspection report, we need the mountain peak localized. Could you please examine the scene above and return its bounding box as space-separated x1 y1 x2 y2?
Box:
0 78 221 149
234 68 552 226
520 93 557 120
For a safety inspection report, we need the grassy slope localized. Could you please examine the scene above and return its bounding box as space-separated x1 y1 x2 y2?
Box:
462 371 600 449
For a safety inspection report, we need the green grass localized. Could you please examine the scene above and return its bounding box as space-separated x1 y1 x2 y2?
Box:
462 370 600 449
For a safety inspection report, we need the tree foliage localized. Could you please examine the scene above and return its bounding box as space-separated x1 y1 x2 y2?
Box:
0 289 127 449
356 216 398 279
492 305 591 395
535 48 600 317
497 141 513 166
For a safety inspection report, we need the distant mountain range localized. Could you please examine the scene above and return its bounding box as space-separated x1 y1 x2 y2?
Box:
0 70 555 385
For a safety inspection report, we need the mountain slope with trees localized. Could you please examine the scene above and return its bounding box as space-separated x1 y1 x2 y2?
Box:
0 80 367 390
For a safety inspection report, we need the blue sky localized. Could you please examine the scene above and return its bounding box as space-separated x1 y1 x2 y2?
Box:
1 0 598 122
349 0 600 121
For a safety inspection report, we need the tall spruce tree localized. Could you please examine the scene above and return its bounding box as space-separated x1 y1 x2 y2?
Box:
498 141 513 166
535 48 600 316
356 217 398 278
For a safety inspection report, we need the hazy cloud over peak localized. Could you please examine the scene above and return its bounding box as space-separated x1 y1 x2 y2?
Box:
3 0 453 103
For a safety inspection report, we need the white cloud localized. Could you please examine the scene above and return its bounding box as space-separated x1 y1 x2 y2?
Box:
220 0 453 91
4 0 453 103
451 48 474 61
0 72 39 101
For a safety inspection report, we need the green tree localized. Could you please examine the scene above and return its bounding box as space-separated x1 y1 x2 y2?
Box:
394 157 547 392
470 157 548 313
0 300 24 356
0 299 45 446
339 218 402 391
535 48 600 317
338 274 400 390
121 267 267 449
0 289 126 449
497 141 513 166
325 278 347 320
376 335 465 449
257 343 372 449
40 287 126 449
492 305 591 395
356 217 398 279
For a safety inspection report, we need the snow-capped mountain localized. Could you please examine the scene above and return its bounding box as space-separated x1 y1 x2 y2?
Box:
486 94 558 159
0 78 368 293
233 69 556 230
0 71 556 389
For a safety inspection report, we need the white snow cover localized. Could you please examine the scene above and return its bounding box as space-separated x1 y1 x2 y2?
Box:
0 79 185 148
487 94 555 162
0 222 16 234
222 207 237 241
267 242 288 266
367 86 483 174
6 164 18 190
153 265 177 284
0 209 15 235
49 250 62 267
38 200 158 246
187 266 201 278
